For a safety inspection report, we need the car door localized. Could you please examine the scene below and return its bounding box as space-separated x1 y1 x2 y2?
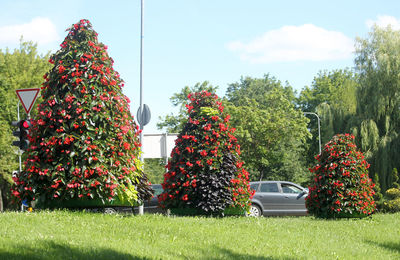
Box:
255 182 286 214
279 182 307 214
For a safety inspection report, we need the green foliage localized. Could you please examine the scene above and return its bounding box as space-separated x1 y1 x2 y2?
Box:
306 134 376 218
383 198 400 213
372 173 384 210
157 81 218 132
225 75 310 183
144 158 165 184
385 188 400 200
354 26 400 192
159 91 253 215
297 69 359 163
0 40 51 209
11 19 152 207
391 168 400 189
383 188 400 213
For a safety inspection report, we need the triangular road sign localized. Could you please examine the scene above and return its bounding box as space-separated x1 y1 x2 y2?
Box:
16 88 40 115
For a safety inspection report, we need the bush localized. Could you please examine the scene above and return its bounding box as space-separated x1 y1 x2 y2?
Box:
385 188 400 200
159 91 254 215
11 19 152 207
306 134 376 218
383 198 400 213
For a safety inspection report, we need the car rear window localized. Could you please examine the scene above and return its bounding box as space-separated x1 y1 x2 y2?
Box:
260 183 279 193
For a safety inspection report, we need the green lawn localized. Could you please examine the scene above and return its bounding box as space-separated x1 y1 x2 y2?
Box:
0 211 399 260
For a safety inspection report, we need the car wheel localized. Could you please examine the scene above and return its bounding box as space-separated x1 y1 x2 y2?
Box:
247 204 262 217
103 207 117 214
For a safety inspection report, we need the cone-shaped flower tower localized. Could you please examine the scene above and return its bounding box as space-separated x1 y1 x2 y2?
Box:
306 134 376 218
159 91 254 215
12 19 152 206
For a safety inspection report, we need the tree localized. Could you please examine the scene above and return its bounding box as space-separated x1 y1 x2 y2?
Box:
306 134 376 218
11 19 152 207
157 81 218 132
297 69 359 161
224 75 310 183
0 40 51 210
159 91 253 215
354 25 400 191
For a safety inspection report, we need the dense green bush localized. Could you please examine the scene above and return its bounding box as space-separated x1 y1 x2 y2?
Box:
385 188 400 200
306 134 376 218
11 19 152 206
383 188 400 213
159 91 254 215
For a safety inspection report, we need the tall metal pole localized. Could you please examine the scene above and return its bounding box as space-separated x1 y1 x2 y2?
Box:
138 0 145 215
17 101 22 173
304 112 321 154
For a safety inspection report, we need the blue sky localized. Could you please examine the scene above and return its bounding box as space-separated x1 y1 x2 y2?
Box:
1 0 400 133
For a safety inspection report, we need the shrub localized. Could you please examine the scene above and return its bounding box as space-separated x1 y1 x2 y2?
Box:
159 91 254 215
385 188 400 200
383 198 400 213
11 19 152 207
306 134 376 218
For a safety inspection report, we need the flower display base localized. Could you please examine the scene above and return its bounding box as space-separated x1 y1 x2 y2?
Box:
33 195 136 210
170 207 245 217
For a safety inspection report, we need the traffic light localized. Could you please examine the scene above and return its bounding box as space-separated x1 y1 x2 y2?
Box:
12 119 32 151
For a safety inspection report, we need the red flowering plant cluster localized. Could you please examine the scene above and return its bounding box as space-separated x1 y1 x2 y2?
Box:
306 134 376 218
158 91 254 215
11 19 152 207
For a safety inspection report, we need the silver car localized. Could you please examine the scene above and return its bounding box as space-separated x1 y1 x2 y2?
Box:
248 181 308 217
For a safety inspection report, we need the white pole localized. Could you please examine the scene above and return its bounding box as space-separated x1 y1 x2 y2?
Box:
138 0 145 215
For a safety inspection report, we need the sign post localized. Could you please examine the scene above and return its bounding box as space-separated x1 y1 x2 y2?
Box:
13 88 40 211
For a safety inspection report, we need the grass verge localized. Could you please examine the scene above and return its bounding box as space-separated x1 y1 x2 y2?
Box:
0 211 399 259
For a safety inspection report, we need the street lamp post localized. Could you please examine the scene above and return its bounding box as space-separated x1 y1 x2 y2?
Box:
304 112 321 154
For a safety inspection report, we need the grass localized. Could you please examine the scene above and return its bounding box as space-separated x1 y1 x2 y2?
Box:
0 211 399 260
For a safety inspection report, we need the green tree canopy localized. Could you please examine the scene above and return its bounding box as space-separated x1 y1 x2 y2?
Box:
224 75 310 183
297 69 359 159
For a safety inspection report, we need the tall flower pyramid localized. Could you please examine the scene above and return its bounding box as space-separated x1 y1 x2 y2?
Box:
12 19 152 206
306 134 376 218
159 91 254 214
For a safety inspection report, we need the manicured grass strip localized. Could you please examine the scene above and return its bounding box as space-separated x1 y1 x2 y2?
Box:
0 211 399 259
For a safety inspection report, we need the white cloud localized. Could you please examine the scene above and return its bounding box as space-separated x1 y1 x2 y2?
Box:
366 15 400 30
227 24 354 63
0 17 59 45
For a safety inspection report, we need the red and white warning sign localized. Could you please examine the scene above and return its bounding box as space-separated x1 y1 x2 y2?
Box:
16 88 40 114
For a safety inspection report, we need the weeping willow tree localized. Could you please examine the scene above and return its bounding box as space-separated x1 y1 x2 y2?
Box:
354 25 400 191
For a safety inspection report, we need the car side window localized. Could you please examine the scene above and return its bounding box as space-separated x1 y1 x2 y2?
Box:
250 183 259 192
281 183 303 194
260 183 279 193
